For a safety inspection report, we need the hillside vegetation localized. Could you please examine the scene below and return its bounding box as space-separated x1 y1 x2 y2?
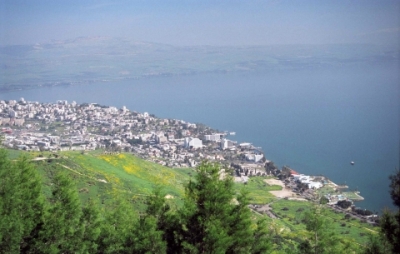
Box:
1 148 399 253
30 150 285 210
33 150 194 210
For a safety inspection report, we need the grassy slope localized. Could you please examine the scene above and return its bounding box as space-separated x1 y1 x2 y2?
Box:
7 149 378 248
32 150 194 210
32 151 282 208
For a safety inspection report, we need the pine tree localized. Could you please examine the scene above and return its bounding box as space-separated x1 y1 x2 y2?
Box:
179 162 234 253
131 215 167 254
97 197 136 253
80 199 103 253
0 149 22 253
122 186 168 254
169 161 264 253
0 150 45 253
35 171 84 253
145 186 172 249
226 189 254 254
146 185 171 219
366 169 400 254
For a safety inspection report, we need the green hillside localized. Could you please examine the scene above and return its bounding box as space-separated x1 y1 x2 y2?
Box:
29 150 377 230
30 150 285 209
32 150 194 210
31 150 377 244
2 148 388 252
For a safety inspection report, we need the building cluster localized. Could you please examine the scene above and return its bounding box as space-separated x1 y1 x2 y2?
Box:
0 99 267 171
292 174 323 190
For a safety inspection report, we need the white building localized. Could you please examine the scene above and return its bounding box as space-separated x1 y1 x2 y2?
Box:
221 138 229 150
220 138 236 150
293 174 310 183
245 153 264 163
239 143 252 148
184 137 203 149
308 182 323 189
204 133 224 142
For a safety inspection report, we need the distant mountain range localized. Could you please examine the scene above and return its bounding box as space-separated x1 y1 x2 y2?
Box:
1 37 398 91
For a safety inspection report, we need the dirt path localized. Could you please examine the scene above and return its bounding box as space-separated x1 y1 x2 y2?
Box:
31 157 50 161
57 163 108 183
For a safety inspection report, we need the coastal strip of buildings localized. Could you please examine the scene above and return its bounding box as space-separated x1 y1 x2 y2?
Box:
1 98 367 211
0 98 266 171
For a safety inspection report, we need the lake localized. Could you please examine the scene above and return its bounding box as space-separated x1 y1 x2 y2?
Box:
2 62 399 212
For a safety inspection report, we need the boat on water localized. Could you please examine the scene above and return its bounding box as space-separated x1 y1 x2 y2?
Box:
350 161 355 165
229 132 236 135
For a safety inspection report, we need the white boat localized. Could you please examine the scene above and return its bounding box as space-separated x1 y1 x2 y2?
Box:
229 132 236 135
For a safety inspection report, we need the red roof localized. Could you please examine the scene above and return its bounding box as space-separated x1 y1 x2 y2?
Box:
290 170 299 175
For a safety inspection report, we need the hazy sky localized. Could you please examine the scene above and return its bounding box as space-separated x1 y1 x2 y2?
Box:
0 0 399 46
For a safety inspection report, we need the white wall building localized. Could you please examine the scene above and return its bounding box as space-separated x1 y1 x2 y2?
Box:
204 133 224 142
184 137 203 149
245 153 264 163
308 182 323 189
221 138 229 150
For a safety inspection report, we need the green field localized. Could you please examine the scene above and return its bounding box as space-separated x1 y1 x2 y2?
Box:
235 176 282 204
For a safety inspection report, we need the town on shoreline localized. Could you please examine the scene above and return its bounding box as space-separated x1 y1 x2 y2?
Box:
1 98 376 222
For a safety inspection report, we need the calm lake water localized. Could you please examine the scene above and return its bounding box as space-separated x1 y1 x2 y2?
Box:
2 62 399 212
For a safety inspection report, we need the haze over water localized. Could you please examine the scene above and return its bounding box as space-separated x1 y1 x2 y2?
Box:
2 61 398 212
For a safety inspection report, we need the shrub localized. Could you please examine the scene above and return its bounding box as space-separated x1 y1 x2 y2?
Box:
337 200 352 209
320 196 329 205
